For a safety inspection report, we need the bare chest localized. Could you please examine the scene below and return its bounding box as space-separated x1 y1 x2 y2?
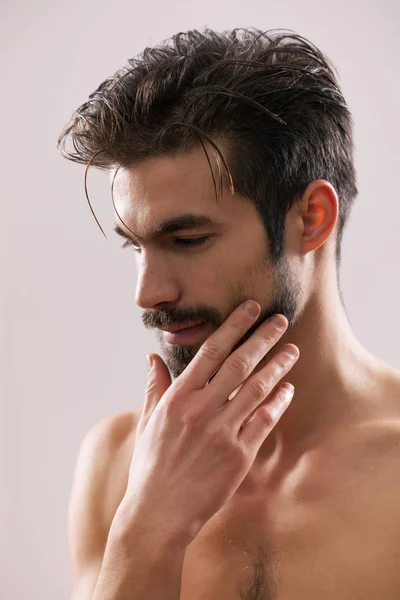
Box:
180 435 400 600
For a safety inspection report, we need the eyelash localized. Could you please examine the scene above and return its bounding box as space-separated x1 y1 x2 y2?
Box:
121 236 211 251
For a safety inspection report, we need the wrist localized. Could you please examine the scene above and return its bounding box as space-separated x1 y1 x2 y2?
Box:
112 496 191 558
92 500 187 600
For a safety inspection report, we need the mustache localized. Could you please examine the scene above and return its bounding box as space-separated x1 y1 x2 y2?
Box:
142 307 222 330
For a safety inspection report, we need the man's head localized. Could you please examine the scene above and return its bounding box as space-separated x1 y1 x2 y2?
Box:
57 27 357 378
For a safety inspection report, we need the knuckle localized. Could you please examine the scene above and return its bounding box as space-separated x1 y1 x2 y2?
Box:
199 341 224 362
227 354 250 377
231 443 247 466
274 353 290 370
235 435 250 457
258 330 277 346
162 387 186 417
248 377 268 398
205 422 232 447
145 378 158 395
162 396 180 420
257 407 275 428
182 410 203 430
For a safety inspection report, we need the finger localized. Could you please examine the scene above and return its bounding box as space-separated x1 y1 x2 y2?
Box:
207 313 288 405
140 353 172 430
178 301 262 391
238 381 295 453
224 345 299 430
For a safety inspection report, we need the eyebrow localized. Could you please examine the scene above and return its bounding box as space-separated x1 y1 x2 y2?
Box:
113 214 215 243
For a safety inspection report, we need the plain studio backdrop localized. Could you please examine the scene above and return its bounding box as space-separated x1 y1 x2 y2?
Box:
1 0 399 598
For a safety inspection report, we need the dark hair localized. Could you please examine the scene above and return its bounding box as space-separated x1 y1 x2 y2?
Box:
57 26 358 277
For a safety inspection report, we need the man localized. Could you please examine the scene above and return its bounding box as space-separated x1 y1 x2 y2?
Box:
58 27 400 599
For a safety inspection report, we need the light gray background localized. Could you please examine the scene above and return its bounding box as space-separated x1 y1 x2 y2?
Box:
1 0 399 598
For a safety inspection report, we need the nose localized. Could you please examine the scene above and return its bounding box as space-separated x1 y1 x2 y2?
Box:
134 254 181 309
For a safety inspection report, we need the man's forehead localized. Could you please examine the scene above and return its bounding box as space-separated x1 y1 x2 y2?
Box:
110 163 211 209
109 145 231 198
110 176 230 230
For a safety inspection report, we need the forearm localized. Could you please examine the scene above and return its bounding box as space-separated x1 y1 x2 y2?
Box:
91 505 188 600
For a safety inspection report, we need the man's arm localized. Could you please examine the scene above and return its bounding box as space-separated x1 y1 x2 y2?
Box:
68 411 139 600
90 499 188 600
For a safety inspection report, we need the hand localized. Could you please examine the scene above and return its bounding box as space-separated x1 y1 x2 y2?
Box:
122 301 299 546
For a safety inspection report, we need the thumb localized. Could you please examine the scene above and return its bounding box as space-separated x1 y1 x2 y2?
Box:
140 353 172 427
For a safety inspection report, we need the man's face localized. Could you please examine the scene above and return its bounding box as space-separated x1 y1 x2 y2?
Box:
112 144 303 379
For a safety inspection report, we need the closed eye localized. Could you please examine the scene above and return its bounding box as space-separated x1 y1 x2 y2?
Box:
174 236 211 247
121 236 212 251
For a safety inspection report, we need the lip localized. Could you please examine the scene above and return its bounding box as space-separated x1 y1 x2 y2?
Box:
158 321 204 333
162 322 209 344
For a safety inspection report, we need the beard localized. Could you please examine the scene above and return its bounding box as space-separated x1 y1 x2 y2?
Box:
143 251 304 381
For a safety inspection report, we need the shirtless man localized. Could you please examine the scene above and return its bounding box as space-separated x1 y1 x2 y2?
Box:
59 28 400 600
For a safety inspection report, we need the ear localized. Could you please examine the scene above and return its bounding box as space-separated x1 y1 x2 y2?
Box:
299 179 339 254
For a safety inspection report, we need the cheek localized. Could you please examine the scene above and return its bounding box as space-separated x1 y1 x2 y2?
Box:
213 254 262 292
223 242 268 278
188 234 268 287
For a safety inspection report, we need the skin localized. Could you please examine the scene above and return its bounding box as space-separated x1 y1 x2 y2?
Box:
111 142 385 455
81 142 400 599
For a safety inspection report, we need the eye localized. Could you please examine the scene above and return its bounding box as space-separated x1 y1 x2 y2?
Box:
120 236 211 251
174 236 211 248
120 239 140 251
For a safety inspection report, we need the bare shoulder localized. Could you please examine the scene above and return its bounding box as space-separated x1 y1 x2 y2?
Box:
83 409 141 451
313 363 400 483
355 363 400 453
68 409 142 598
78 409 143 522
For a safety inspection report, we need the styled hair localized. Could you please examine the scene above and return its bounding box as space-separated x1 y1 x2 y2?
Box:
57 26 358 276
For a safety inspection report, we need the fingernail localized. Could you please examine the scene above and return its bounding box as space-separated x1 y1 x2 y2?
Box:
284 346 299 359
281 382 294 395
269 314 287 329
146 355 153 370
243 301 260 317
281 383 295 406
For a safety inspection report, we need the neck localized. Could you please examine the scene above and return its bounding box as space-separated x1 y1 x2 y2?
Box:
250 272 378 464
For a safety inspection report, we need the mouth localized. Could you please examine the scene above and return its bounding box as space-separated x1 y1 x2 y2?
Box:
160 322 210 344
158 321 205 333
